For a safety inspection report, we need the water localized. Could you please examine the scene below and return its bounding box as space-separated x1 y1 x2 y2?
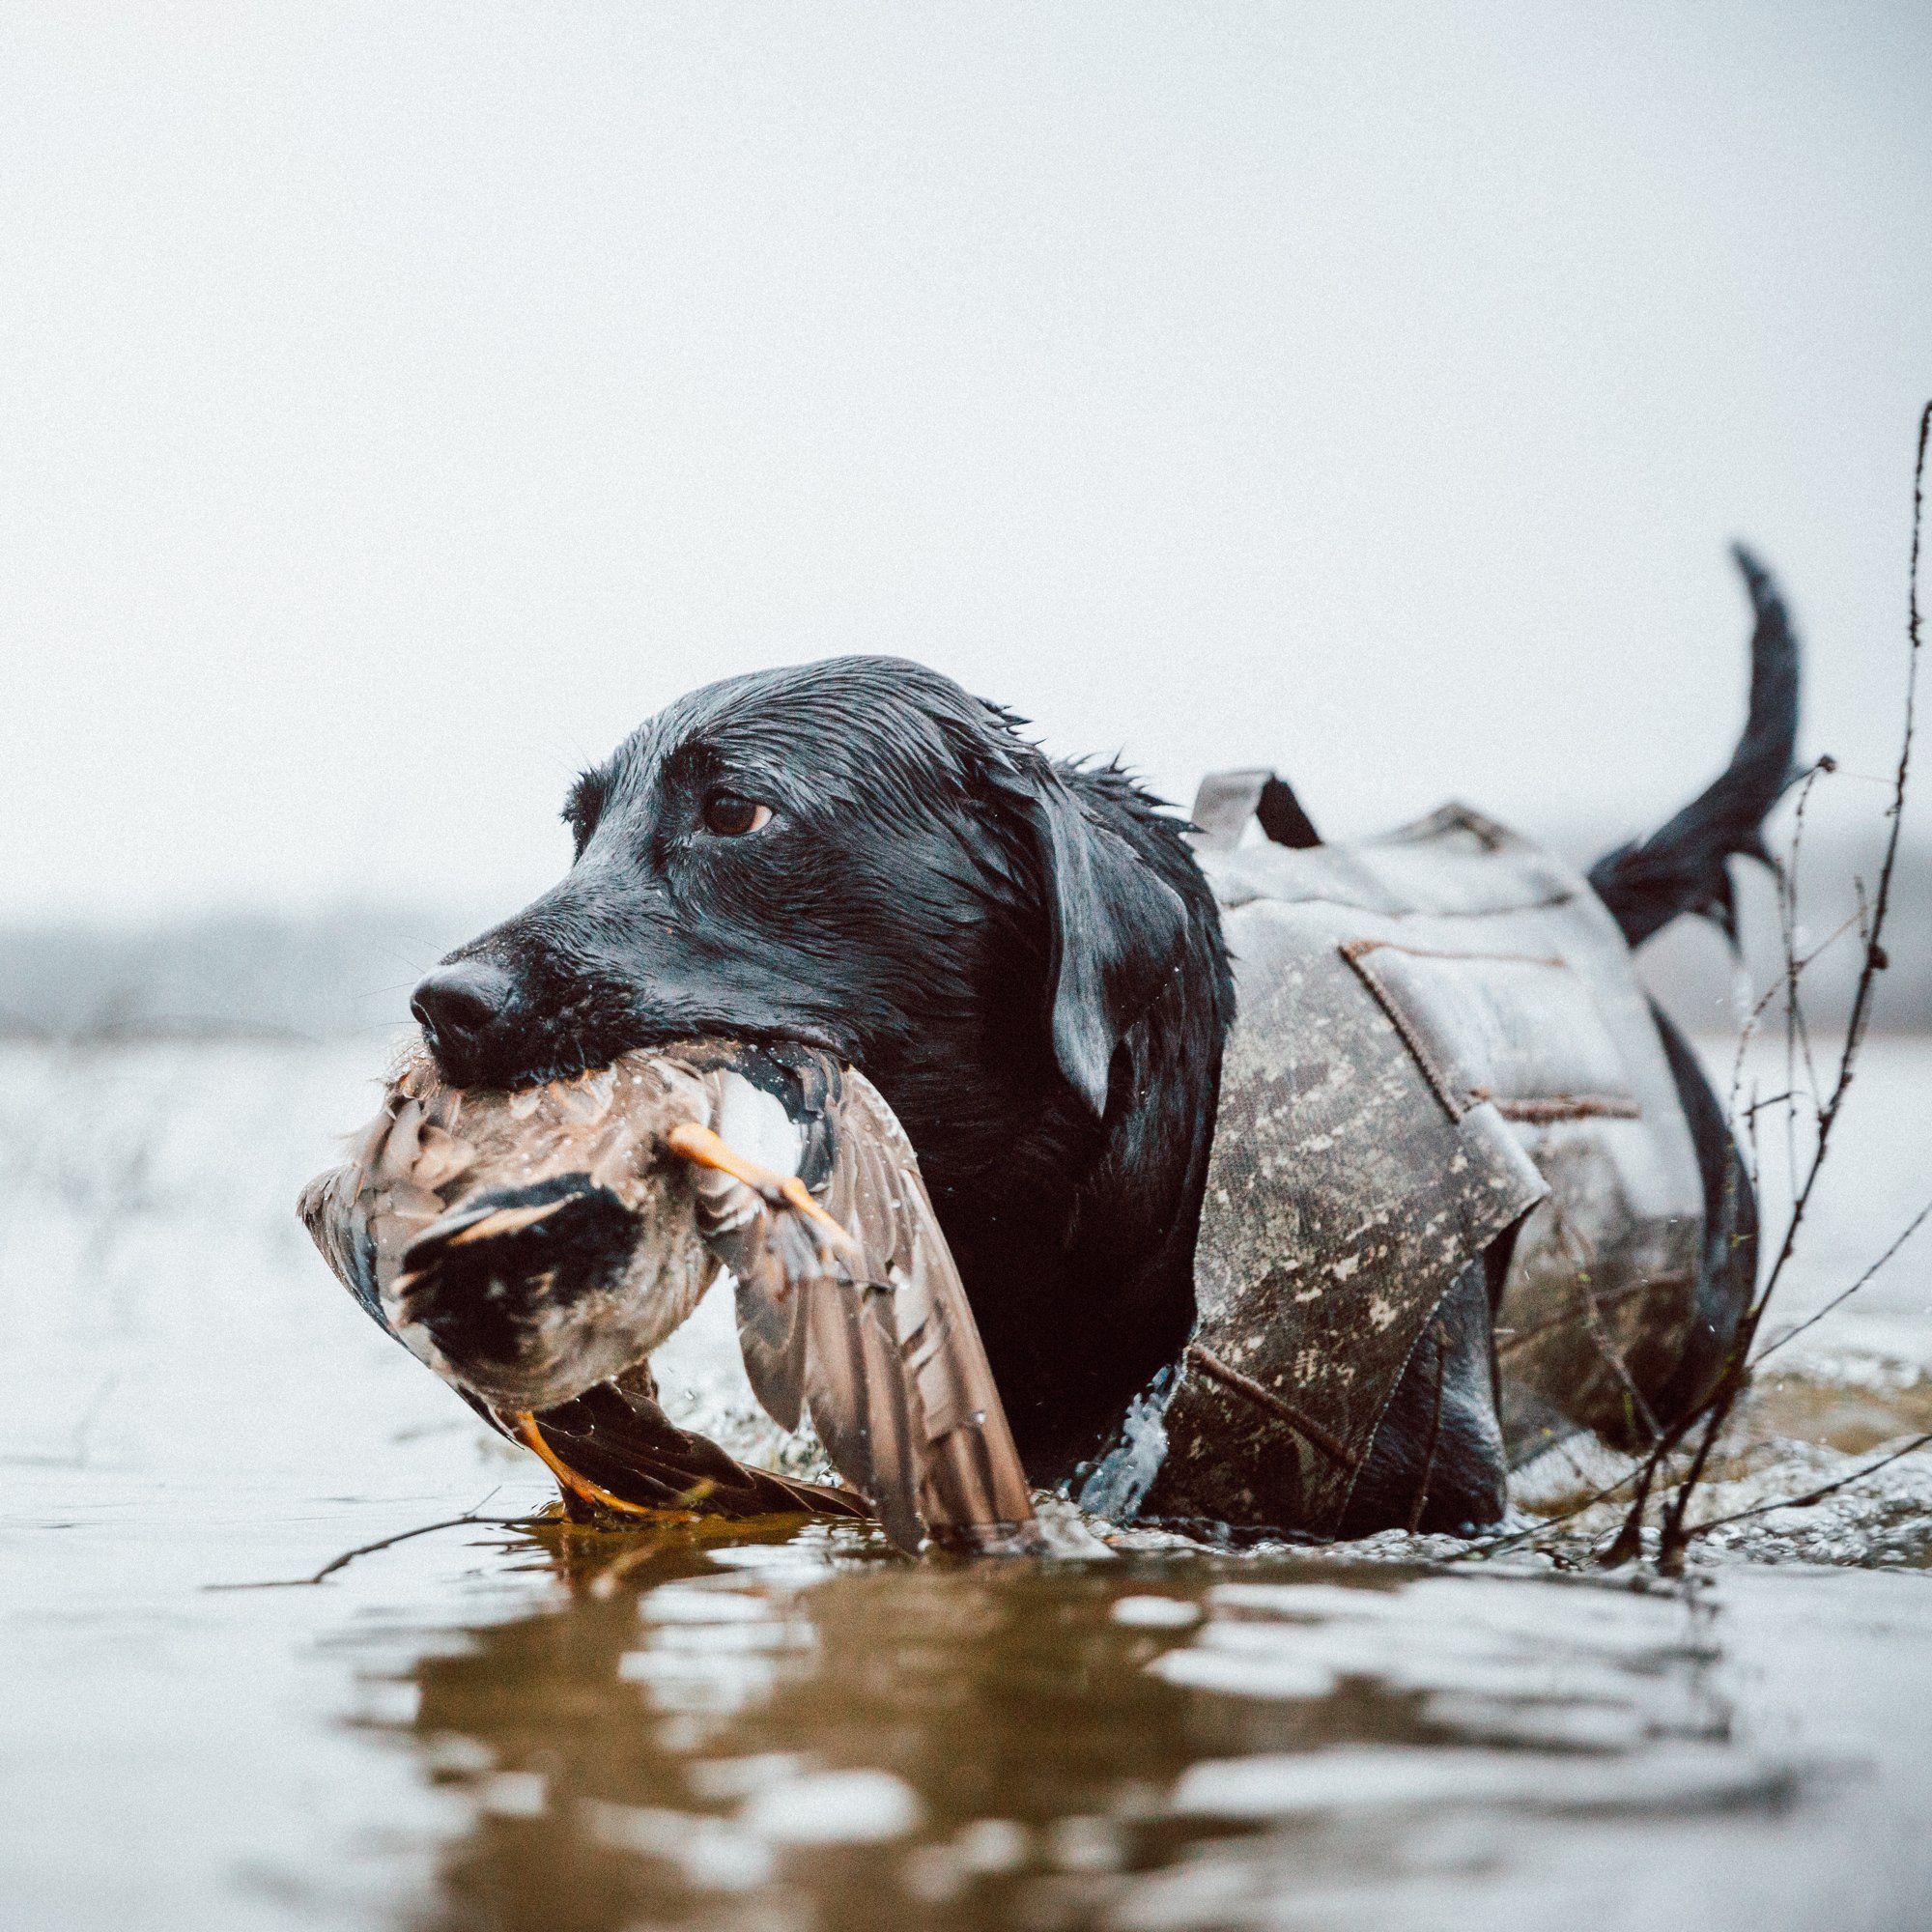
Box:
3 1038 1930 1931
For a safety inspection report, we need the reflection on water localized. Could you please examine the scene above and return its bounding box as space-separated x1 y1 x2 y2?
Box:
368 1517 1931 1932
4 1040 1932 1931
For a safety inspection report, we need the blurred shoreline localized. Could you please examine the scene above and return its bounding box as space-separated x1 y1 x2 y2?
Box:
3 826 1925 1043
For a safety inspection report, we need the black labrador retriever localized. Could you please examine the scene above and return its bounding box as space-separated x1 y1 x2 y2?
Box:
412 552 1797 1528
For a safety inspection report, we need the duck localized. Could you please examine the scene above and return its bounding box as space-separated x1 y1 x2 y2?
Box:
298 1037 1038 1554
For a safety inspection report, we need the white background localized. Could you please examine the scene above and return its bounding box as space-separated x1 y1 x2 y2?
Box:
3 2 1926 921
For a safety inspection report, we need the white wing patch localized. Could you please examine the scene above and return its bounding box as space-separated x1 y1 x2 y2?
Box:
713 1071 806 1179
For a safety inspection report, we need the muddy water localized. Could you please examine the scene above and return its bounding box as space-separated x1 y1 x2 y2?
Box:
3 1041 1931 1931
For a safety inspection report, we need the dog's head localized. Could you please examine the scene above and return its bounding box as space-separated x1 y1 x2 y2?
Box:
412 657 1190 1122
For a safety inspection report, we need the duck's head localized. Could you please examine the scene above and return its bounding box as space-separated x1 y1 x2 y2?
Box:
388 1174 698 1413
305 1044 848 1417
300 1041 1038 1553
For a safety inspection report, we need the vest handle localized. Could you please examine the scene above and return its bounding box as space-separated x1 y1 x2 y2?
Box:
1189 768 1321 853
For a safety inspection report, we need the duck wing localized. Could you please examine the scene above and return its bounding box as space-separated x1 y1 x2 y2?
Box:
818 1074 1039 1553
673 1065 1039 1554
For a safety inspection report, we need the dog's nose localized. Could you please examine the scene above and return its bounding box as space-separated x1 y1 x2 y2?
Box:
412 959 516 1065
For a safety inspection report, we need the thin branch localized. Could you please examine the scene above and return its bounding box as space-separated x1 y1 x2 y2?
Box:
1789 903 1875 976
1648 400 1930 1571
1679 1432 1932 1543
1459 1449 1660 1559
1751 1193 1932 1368
208 1498 550 1590
1588 402 1929 1575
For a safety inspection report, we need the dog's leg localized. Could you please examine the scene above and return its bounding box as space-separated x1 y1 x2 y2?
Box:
1337 1257 1508 1537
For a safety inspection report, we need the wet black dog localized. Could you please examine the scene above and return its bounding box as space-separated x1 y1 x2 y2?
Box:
413 668 1233 1476
412 552 1797 1523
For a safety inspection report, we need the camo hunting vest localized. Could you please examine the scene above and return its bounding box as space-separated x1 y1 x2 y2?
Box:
1132 785 1705 1537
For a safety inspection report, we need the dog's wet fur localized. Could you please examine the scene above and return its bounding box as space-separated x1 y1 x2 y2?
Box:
414 550 1796 1532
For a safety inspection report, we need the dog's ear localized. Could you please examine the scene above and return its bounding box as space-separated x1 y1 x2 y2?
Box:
1024 774 1191 1118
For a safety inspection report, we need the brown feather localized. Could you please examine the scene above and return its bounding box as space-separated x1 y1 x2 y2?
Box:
298 1041 1038 1553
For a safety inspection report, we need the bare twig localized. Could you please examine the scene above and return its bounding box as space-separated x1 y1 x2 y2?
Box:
1461 1449 1661 1560
1751 1193 1932 1368
208 1494 551 1590
1591 401 1930 1575
1678 1432 1932 1544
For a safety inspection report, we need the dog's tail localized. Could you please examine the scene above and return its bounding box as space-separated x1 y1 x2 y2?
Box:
1587 546 1801 950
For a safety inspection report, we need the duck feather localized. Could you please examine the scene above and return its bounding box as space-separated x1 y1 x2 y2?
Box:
298 1040 1038 1553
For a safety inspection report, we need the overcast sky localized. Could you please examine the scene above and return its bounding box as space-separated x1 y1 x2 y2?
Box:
3 3 1927 924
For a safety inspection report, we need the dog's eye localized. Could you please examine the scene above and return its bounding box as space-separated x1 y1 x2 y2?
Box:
562 771 607 857
702 793 772 838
